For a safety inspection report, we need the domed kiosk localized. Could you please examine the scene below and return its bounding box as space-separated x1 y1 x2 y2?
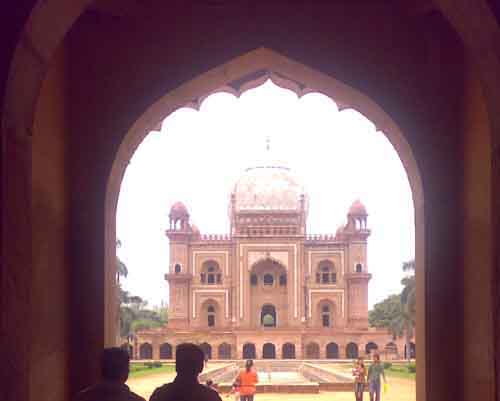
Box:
136 157 403 361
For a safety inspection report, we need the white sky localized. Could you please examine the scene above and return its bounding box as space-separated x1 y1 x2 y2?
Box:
117 80 414 309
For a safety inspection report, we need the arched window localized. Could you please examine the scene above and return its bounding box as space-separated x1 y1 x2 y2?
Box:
261 304 276 327
322 305 331 327
201 261 222 285
346 342 359 359
159 343 173 359
174 264 181 273
263 273 274 286
305 342 320 359
326 342 339 359
243 343 256 359
250 273 258 286
207 305 216 327
262 343 276 359
282 343 296 359
139 343 153 359
218 343 231 359
317 260 336 284
356 263 363 273
279 273 287 286
365 342 378 355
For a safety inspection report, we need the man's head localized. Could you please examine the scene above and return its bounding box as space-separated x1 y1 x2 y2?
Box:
101 347 130 383
175 343 205 377
373 353 380 363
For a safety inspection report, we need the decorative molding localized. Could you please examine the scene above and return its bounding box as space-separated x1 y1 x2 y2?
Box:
192 289 229 319
308 289 345 318
239 243 298 319
308 250 345 276
192 251 229 276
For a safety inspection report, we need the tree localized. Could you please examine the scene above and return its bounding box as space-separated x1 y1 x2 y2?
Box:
401 259 416 360
368 259 416 360
369 294 405 339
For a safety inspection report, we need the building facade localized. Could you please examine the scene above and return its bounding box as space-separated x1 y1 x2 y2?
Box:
135 160 404 360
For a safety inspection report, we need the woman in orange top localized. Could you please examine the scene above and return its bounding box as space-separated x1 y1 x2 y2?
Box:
236 359 258 401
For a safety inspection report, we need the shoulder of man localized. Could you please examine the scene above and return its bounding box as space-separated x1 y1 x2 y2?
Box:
149 383 174 401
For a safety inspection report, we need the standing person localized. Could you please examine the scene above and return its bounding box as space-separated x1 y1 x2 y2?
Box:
74 347 145 401
236 359 258 401
367 354 386 401
149 343 222 401
352 357 366 401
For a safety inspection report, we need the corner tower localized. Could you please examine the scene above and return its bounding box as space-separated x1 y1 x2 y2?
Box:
165 201 193 329
344 200 371 329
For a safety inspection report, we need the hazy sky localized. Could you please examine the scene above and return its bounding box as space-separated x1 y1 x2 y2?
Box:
117 80 414 309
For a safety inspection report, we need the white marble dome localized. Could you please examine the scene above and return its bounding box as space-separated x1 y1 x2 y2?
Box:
232 164 307 212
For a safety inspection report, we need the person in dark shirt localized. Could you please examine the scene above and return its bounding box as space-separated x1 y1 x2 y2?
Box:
74 347 145 401
149 343 222 401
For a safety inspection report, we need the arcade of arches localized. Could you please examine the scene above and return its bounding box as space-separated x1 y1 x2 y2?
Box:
2 2 500 401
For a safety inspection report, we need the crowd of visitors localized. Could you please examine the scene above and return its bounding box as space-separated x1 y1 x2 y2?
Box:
74 344 389 401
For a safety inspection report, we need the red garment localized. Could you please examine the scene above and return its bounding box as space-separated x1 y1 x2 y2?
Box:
237 369 258 395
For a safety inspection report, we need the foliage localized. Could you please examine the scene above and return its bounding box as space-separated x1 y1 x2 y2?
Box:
368 294 405 338
407 362 416 373
116 239 168 338
383 362 392 369
368 259 416 360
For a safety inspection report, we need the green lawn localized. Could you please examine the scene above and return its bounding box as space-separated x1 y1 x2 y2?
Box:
385 364 416 380
129 363 176 378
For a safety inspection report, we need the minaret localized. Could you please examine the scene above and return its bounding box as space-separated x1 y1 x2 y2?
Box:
165 201 192 329
344 200 371 329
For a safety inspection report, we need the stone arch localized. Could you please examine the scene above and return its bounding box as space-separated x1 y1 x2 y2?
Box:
243 343 256 359
405 342 416 359
282 343 296 359
365 342 378 355
346 342 359 359
262 343 276 359
218 343 231 360
316 299 336 328
200 260 222 285
200 298 221 328
139 343 153 359
199 342 212 360
316 259 337 284
159 343 173 359
305 342 320 359
326 342 339 359
4 4 500 401
104 47 427 346
261 304 277 327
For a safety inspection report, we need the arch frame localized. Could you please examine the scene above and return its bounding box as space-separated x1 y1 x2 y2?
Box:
104 51 426 373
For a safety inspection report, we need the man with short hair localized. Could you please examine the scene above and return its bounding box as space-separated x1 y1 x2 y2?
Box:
367 353 387 401
150 343 222 401
75 347 145 401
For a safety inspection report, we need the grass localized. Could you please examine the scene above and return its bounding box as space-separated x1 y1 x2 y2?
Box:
385 364 416 380
129 363 176 378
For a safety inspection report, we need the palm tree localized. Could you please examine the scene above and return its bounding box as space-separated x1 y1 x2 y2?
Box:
401 260 416 360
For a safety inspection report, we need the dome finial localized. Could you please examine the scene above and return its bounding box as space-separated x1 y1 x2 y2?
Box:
266 136 270 152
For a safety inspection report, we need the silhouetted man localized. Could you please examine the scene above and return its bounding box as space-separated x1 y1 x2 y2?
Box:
75 347 145 401
150 343 222 401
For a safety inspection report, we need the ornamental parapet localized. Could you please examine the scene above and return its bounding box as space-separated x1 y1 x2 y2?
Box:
199 234 232 241
305 234 338 241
